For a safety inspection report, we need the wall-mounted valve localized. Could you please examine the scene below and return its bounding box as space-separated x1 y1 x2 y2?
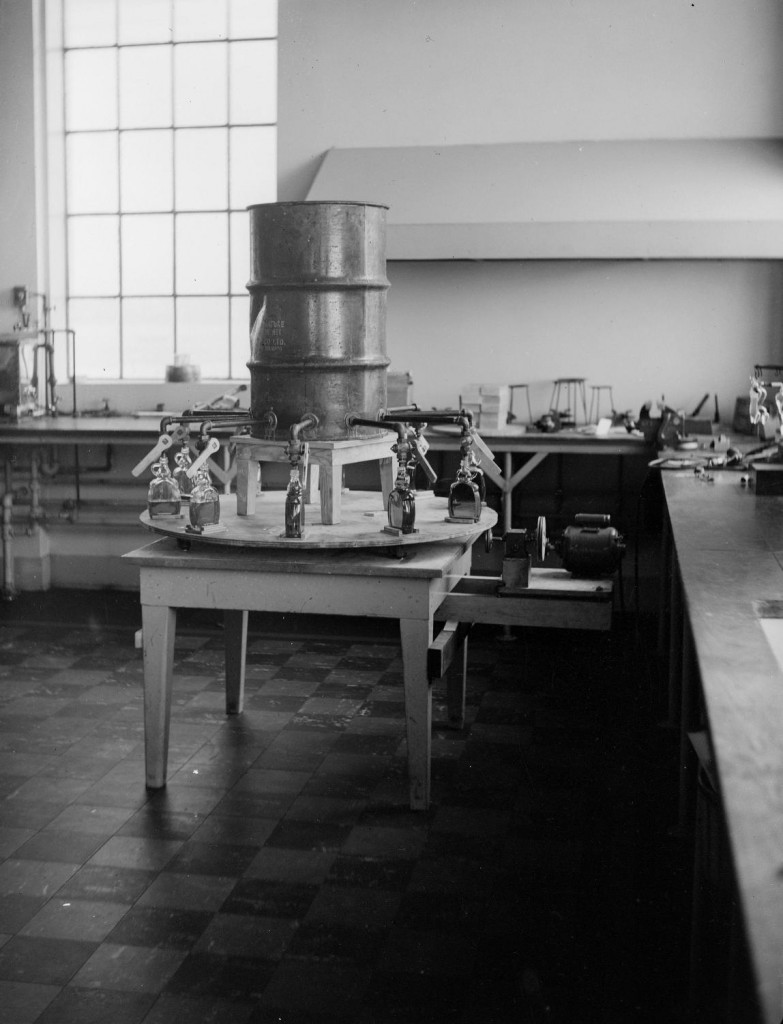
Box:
346 414 418 535
282 414 317 539
380 408 491 520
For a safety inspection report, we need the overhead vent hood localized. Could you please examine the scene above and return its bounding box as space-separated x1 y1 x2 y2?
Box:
305 139 783 260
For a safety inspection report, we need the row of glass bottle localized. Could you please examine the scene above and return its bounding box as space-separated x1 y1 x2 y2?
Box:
147 444 220 529
148 439 484 538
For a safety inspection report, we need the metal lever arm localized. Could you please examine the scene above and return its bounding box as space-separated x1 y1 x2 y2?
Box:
409 434 438 484
186 436 220 479
131 424 187 477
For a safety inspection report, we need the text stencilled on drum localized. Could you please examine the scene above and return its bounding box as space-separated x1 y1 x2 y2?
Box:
263 319 285 350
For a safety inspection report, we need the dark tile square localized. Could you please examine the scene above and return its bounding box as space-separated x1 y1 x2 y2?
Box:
35 987 155 1024
141 992 257 1024
245 694 307 713
136 872 236 912
213 790 296 821
284 795 366 827
335 655 393 672
166 840 261 877
271 666 333 684
222 878 319 918
0 858 79 898
106 906 213 950
0 979 60 1022
395 890 485 932
361 700 406 719
86 835 182 871
245 651 295 667
165 952 275 1001
326 855 414 891
194 915 298 961
14 830 106 864
286 713 352 733
304 885 400 930
252 731 338 772
264 820 352 852
287 921 386 964
258 960 370 1017
361 970 473 1018
0 894 48 933
116 808 205 842
301 773 379 800
0 935 97 985
190 814 277 848
332 733 401 756
56 865 158 903
313 682 373 701
71 942 186 992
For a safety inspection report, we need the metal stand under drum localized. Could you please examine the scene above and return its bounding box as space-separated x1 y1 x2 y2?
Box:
233 434 397 525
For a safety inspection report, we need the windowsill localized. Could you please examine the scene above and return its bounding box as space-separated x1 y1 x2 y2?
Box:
54 379 251 417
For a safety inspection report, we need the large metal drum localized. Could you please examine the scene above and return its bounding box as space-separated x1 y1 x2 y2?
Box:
247 201 390 440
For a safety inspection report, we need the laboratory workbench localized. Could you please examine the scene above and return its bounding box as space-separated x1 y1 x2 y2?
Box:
425 425 650 532
0 417 652 530
661 469 783 1023
0 414 169 444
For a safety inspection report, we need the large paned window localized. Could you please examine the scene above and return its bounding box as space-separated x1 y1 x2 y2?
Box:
45 0 277 381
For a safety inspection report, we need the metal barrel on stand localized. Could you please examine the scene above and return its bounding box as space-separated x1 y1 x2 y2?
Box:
246 201 390 440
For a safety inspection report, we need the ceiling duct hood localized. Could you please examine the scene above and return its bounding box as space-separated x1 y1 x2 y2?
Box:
305 139 783 260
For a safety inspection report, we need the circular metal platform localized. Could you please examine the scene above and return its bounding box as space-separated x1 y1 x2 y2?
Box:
140 490 497 550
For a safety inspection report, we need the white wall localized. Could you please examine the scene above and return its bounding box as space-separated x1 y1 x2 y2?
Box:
0 0 39 335
279 0 783 197
386 259 783 418
278 0 783 420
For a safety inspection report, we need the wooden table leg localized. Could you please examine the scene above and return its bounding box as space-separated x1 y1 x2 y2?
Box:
399 617 434 810
446 636 468 729
305 463 320 505
141 603 177 789
224 609 248 714
319 465 341 524
236 452 257 516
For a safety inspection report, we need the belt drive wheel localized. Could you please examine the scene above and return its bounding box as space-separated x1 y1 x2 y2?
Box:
535 515 548 562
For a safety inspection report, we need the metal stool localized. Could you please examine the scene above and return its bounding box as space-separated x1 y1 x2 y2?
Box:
508 383 534 425
589 385 615 424
549 378 588 428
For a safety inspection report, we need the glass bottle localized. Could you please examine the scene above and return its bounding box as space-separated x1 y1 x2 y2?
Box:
448 468 482 522
172 443 194 500
147 455 181 518
188 466 220 529
387 465 416 534
284 466 305 538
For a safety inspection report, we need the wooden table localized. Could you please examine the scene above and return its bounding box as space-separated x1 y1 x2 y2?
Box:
125 491 496 810
424 424 650 532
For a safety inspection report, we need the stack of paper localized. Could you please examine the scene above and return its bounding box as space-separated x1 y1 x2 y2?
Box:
459 384 510 430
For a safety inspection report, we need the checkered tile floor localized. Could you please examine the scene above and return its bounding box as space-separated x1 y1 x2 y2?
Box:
0 592 689 1023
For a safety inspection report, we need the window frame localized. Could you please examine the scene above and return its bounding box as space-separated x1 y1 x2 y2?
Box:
42 0 278 387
